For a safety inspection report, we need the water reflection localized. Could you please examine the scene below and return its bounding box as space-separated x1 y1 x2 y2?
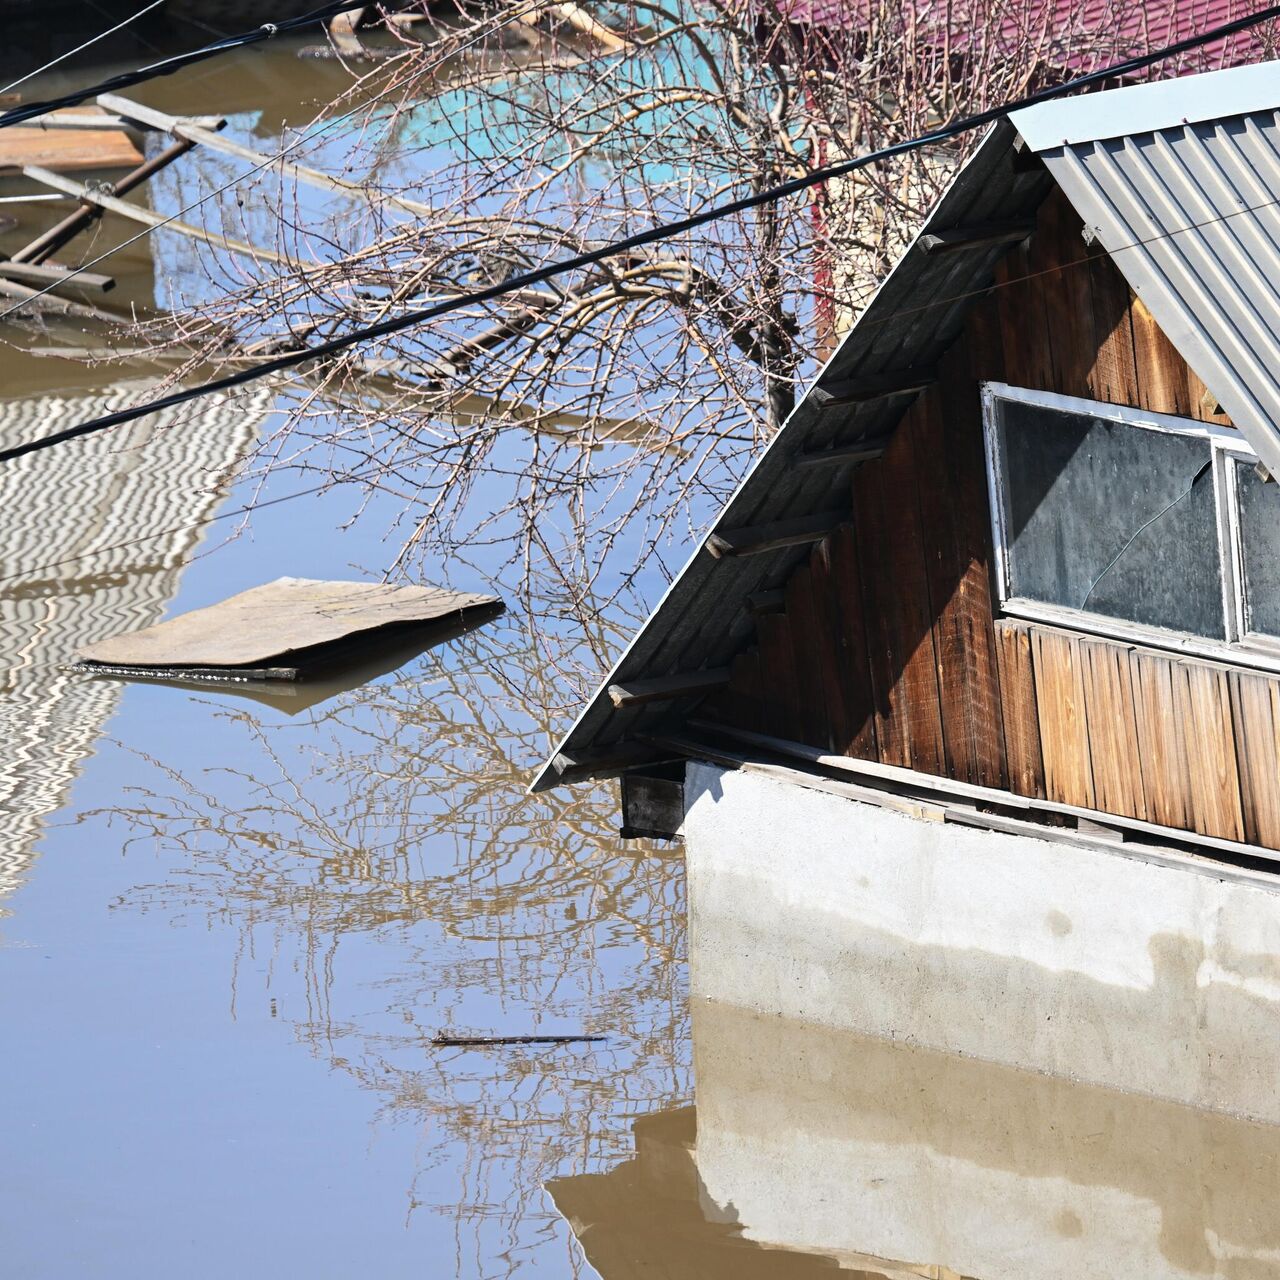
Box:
0 382 268 909
78 611 689 1270
552 998 1280 1280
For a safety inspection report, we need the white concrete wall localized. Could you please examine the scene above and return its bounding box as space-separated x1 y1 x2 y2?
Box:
684 761 1280 1124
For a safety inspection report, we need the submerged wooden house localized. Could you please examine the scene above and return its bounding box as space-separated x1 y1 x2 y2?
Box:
537 62 1280 1121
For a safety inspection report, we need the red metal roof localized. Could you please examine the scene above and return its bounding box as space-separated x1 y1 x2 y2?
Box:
766 0 1274 75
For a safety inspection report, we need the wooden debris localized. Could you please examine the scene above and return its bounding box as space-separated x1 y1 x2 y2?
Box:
0 106 141 176
75 577 502 681
23 165 296 268
432 1033 607 1047
98 93 441 220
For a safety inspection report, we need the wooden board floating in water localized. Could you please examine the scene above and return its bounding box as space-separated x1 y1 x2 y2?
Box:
0 107 142 176
75 577 502 681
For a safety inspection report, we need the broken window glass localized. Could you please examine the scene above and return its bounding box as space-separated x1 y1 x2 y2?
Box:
995 398 1225 639
1236 459 1280 640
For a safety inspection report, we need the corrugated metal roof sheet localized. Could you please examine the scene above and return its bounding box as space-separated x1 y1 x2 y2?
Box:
1014 75 1280 476
536 58 1280 791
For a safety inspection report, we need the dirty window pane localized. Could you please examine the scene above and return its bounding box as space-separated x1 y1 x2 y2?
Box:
996 398 1225 639
1237 460 1280 639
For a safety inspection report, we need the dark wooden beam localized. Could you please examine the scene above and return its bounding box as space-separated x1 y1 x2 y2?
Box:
705 511 845 559
0 261 114 293
608 667 730 708
745 588 786 615
811 367 937 409
919 219 1036 254
793 439 885 470
550 741 679 785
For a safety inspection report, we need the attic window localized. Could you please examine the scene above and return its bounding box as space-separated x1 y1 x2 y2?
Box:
983 383 1280 664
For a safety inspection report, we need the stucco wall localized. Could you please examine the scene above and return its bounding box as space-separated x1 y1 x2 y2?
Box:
683 760 1280 1123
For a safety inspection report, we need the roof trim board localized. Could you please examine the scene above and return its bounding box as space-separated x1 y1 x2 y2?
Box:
1011 59 1280 150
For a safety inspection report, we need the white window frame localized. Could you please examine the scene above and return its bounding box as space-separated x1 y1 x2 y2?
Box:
981 381 1280 674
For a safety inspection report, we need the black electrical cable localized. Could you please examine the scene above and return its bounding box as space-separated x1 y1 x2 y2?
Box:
4 3 1279 466
0 1 389 130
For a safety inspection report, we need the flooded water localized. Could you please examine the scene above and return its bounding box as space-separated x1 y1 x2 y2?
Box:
3 14 1280 1279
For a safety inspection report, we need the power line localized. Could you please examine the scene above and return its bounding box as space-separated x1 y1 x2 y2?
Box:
0 1 547 324
5 4 1279 466
0 0 168 97
0 1 386 130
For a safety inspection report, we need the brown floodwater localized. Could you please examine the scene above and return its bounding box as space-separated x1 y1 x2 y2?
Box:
2 14 1279 1279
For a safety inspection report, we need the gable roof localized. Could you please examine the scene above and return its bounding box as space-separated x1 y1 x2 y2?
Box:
533 60 1280 792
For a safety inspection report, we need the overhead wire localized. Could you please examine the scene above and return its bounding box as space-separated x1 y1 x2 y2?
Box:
0 1 399 129
4 168 1280 590
0 0 552 324
4 2 1280 466
0 0 169 97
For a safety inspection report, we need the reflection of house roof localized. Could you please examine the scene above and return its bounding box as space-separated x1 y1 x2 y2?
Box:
0 382 268 908
535 59 1280 790
546 1107 867 1278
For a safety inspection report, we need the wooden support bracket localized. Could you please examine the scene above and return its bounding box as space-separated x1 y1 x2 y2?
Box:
706 511 845 559
793 439 885 469
550 741 679 785
812 367 937 409
919 219 1036 255
608 667 729 708
746 588 786 615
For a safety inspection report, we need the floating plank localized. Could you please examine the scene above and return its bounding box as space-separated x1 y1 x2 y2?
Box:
706 511 845 559
811 367 937 409
77 577 501 678
0 106 141 176
23 164 296 268
0 261 114 294
99 92 439 220
918 219 1035 254
607 667 729 708
11 138 195 266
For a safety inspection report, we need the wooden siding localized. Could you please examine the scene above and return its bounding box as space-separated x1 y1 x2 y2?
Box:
700 186 1280 851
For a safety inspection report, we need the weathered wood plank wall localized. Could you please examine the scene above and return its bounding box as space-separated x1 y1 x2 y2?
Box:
700 187 1280 850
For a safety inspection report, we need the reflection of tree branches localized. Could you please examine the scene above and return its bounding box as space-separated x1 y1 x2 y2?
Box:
101 0 1276 611
79 609 688 1273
